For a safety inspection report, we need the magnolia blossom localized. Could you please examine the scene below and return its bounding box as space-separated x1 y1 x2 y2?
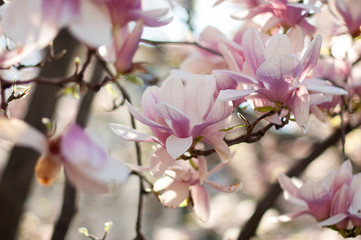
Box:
229 0 317 35
153 156 240 222
97 0 172 73
110 72 233 176
334 0 361 37
279 160 361 233
0 118 128 194
1 0 113 51
217 28 347 132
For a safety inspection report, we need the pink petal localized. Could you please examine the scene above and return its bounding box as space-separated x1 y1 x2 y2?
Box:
198 156 208 184
156 103 190 138
264 34 292 59
242 28 266 76
1 0 58 48
302 79 348 95
131 8 172 27
287 25 305 53
300 34 322 80
166 135 193 159
213 70 259 85
191 185 210 222
141 86 161 120
114 20 143 72
153 176 174 192
184 74 216 125
218 89 255 102
126 101 170 131
160 74 185 111
331 160 353 194
256 54 302 85
160 181 190 208
293 85 310 133
68 0 113 48
298 180 331 203
0 118 47 153
318 213 348 227
109 123 158 142
150 147 175 178
64 157 129 194
202 135 231 162
278 173 300 197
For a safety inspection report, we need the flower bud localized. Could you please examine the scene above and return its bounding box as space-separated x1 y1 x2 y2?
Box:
35 155 61 185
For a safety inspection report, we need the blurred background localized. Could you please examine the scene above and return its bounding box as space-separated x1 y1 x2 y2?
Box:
0 0 360 240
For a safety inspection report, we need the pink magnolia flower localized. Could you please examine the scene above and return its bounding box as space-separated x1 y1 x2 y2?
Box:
1 0 113 50
334 0 361 37
153 156 240 222
180 26 241 74
97 0 172 73
0 118 128 194
217 28 347 132
279 160 361 234
230 0 317 35
110 72 233 175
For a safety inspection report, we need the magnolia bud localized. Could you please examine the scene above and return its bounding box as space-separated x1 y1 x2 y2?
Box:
35 155 61 185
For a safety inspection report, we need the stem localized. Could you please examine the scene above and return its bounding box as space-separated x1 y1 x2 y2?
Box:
113 80 145 239
237 121 360 240
140 39 222 57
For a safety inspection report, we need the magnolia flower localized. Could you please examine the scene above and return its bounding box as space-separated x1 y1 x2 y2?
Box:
1 0 113 50
97 0 172 73
217 28 347 132
279 160 361 235
334 0 361 37
153 156 240 222
110 72 233 166
230 0 317 35
0 118 128 194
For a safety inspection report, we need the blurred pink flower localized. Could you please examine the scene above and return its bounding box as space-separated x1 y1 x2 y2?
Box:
230 0 317 35
334 0 361 37
0 118 128 194
1 0 113 49
153 156 240 222
97 0 172 73
279 160 361 233
110 72 233 163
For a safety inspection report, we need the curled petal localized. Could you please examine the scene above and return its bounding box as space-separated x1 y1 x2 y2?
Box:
114 20 143 72
191 185 210 222
318 213 348 227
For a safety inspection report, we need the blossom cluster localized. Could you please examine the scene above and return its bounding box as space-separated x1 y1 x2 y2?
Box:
279 160 361 237
0 0 360 235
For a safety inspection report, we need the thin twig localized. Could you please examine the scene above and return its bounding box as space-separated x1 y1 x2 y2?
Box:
140 39 222 57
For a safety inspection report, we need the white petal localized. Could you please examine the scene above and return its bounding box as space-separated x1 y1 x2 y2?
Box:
109 123 158 142
0 118 47 153
68 0 112 47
